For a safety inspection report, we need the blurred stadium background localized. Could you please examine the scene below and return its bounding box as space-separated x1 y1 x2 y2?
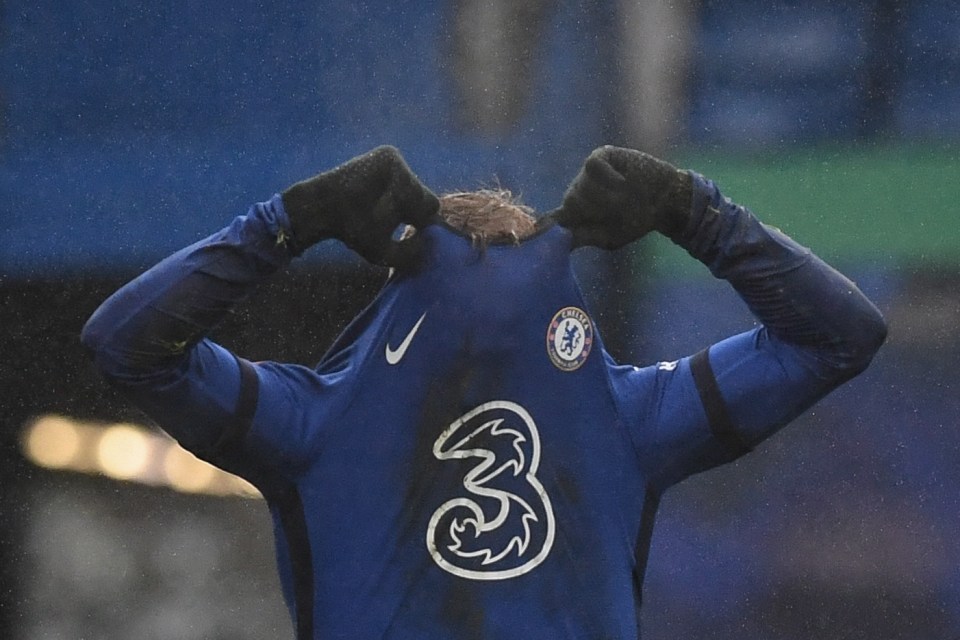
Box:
1 1 958 638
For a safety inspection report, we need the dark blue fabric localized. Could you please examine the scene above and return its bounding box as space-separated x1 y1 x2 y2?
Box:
82 179 885 638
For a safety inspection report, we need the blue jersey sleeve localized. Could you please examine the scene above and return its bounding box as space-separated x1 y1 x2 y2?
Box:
611 174 887 489
81 195 326 475
230 358 352 475
610 327 844 489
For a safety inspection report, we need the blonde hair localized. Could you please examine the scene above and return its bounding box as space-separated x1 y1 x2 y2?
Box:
402 188 537 247
438 189 538 246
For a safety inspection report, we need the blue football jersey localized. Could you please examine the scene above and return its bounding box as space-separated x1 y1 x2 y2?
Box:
211 223 765 638
83 183 885 639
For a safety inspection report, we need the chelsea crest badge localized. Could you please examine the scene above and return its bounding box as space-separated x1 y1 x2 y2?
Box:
546 306 594 371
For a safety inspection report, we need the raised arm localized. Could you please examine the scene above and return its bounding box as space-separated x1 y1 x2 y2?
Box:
81 146 438 466
554 146 887 486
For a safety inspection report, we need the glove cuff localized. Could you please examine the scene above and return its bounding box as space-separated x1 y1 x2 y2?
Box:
655 168 694 240
280 176 337 256
662 171 713 247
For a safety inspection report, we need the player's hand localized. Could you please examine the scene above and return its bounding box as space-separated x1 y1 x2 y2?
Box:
281 145 439 267
552 145 693 250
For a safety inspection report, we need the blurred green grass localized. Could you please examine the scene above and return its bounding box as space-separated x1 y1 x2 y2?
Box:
645 144 960 275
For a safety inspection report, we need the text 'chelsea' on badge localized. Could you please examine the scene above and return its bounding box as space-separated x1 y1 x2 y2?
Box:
546 306 593 371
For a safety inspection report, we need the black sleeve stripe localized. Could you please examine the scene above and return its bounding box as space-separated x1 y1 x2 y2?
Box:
689 348 752 456
275 485 315 640
212 355 260 455
219 358 315 637
632 488 661 630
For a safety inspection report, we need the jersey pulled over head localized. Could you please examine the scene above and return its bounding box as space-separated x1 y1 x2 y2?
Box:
81 142 887 639
306 183 645 637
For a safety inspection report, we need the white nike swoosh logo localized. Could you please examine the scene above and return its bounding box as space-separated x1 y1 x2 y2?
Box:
385 312 427 365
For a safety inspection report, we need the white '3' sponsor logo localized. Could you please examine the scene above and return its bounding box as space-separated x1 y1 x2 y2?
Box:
426 401 556 580
385 312 427 365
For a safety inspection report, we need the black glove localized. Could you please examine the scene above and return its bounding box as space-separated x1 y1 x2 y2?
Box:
281 145 439 267
552 145 693 250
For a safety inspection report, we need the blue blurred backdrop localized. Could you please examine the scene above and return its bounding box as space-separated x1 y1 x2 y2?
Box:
1 1 958 639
